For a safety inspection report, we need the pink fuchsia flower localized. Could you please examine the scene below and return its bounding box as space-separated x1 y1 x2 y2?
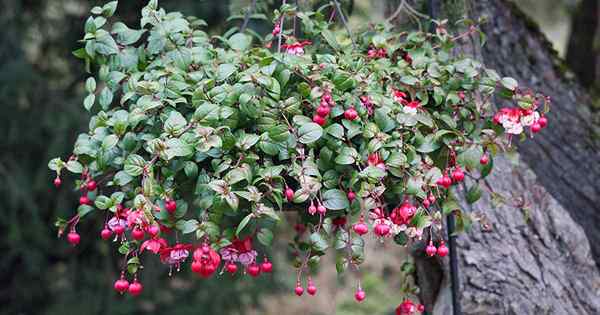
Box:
493 107 545 135
402 100 421 115
367 152 386 171
520 110 540 127
159 243 192 266
393 90 407 103
360 95 374 115
140 237 168 254
108 216 127 233
282 40 312 56
126 209 146 228
219 237 258 266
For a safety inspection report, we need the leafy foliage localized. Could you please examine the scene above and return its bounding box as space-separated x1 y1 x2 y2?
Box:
50 0 549 306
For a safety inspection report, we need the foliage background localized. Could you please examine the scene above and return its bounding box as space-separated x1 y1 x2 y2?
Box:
0 0 594 314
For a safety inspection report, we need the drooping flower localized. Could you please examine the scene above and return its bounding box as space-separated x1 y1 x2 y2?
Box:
403 100 421 115
107 216 127 233
393 90 407 103
140 237 168 254
219 237 258 266
159 243 192 266
282 40 312 56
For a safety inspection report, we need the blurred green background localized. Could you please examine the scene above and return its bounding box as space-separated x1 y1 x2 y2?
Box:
0 1 596 314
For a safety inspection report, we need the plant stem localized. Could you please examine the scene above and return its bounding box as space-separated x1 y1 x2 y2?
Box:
240 0 257 32
332 0 355 49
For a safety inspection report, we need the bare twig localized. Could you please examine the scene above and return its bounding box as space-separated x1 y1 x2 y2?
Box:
385 0 407 23
240 0 258 32
332 0 356 48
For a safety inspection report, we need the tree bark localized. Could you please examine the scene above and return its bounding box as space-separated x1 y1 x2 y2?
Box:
566 0 599 88
384 0 600 314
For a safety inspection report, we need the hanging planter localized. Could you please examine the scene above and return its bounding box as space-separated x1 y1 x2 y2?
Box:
49 0 549 312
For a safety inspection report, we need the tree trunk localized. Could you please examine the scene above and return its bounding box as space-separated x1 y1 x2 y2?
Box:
566 0 599 88
385 0 600 314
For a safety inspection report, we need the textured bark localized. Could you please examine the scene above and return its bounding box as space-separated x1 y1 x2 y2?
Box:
469 0 600 266
434 157 600 314
385 0 600 314
566 0 599 88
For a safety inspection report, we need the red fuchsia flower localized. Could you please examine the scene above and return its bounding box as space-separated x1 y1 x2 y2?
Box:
366 47 388 59
402 52 413 64
367 153 386 171
396 299 418 315
332 216 347 227
272 23 281 36
403 100 421 115
219 237 257 266
493 107 545 135
393 90 407 103
282 40 312 56
140 237 168 254
159 243 192 267
390 201 417 226
360 95 374 115
108 215 127 234
126 209 146 228
192 244 221 278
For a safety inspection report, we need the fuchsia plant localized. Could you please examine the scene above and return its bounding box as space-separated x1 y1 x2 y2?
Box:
49 0 549 312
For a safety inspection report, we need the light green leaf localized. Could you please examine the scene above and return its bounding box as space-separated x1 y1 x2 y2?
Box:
322 189 349 210
297 122 323 144
124 154 146 176
66 160 84 173
228 33 251 51
102 134 119 150
217 64 236 81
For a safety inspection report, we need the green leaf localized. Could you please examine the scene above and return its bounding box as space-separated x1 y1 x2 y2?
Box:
102 1 118 17
297 123 323 144
400 75 417 86
77 205 94 218
98 87 114 108
442 197 460 215
165 138 193 159
94 195 113 210
112 22 144 45
500 77 518 90
257 228 274 246
326 123 344 139
164 111 187 136
228 33 252 51
322 30 341 51
335 146 357 165
217 63 236 81
124 154 146 176
322 189 349 210
184 161 198 178
85 77 96 93
360 166 386 179
118 242 130 255
102 134 119 150
113 170 133 186
236 214 254 236
95 31 119 55
65 160 84 174
466 184 482 204
224 192 239 210
393 232 408 246
309 232 329 252
176 219 199 234
83 94 95 111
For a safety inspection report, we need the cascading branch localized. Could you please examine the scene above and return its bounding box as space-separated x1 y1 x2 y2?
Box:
49 1 549 313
